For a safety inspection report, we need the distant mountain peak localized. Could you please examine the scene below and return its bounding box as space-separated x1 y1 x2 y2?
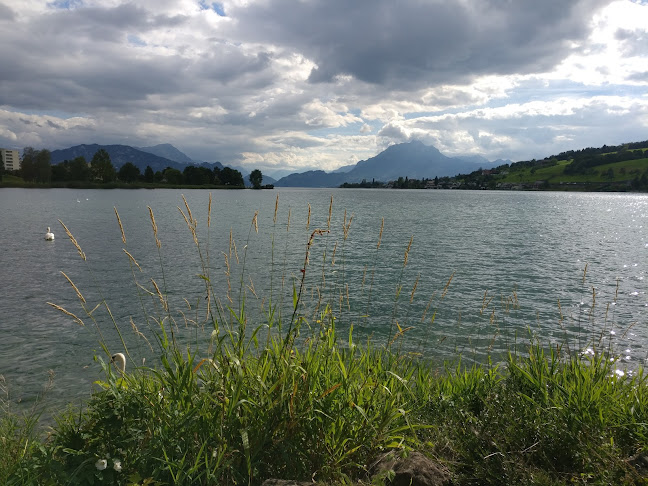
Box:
276 140 496 187
138 143 194 164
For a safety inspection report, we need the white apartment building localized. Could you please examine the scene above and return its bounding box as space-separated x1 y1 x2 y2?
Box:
1 148 21 171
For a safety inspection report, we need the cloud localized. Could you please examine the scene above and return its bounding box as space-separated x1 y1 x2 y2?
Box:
375 95 648 160
229 0 611 87
0 3 16 20
0 0 647 172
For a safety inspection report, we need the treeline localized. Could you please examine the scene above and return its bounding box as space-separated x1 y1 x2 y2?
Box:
392 176 429 189
341 176 455 189
564 147 648 175
340 178 384 188
10 147 246 187
555 140 648 161
503 140 648 177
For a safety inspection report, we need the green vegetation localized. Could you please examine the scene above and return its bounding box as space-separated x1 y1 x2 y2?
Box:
458 141 648 191
341 178 385 188
1 147 253 189
249 169 263 189
1 196 648 485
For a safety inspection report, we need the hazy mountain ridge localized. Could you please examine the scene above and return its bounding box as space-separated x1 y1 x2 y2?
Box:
275 141 499 187
273 170 346 188
49 143 277 186
48 141 497 187
50 144 188 173
50 143 229 174
138 143 195 164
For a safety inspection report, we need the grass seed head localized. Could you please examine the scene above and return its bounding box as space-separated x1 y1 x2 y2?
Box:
60 271 86 303
208 192 212 228
58 220 86 261
47 302 84 327
403 235 413 267
114 207 126 244
122 249 142 271
307 203 311 229
147 206 161 249
252 211 259 233
327 196 333 230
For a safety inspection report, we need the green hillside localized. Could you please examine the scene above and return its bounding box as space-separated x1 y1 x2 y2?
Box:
456 142 648 191
499 156 648 184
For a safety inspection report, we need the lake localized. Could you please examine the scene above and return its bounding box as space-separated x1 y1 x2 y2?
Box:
0 188 646 413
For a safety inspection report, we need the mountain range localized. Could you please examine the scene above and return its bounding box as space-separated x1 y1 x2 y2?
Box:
274 141 508 187
49 143 277 186
48 141 509 187
49 143 217 172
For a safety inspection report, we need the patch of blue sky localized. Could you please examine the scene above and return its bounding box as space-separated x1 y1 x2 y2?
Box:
503 79 648 104
11 108 87 120
47 0 83 9
306 121 380 138
199 1 226 16
127 34 147 47
403 80 648 120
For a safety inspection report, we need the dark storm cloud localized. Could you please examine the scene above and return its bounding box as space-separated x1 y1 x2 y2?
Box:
193 49 273 84
0 3 15 20
37 3 189 42
229 0 611 87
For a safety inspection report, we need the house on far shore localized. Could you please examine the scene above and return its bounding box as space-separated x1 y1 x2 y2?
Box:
1 148 20 172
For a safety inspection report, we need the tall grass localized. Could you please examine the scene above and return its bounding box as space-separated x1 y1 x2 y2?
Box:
2 194 648 485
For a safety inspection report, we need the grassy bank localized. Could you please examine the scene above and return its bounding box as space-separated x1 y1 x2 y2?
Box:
1 195 647 485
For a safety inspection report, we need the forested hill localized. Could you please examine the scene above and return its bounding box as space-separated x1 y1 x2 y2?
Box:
451 140 648 191
49 144 205 173
508 140 648 174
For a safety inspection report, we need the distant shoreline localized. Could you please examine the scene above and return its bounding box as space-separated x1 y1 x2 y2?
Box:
0 180 247 190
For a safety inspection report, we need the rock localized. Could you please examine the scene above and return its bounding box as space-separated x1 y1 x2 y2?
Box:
629 452 648 476
261 480 315 486
369 451 452 486
262 451 452 486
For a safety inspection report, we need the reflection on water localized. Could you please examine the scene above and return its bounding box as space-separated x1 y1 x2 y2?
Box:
0 188 646 414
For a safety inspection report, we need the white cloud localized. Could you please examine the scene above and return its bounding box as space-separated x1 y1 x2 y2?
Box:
0 0 647 171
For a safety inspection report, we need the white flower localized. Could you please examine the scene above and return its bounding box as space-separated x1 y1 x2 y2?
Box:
113 459 122 472
95 459 108 471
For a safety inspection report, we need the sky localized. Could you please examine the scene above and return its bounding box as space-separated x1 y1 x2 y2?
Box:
1 0 647 177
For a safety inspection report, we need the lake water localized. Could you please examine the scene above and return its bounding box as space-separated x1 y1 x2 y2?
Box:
0 188 646 414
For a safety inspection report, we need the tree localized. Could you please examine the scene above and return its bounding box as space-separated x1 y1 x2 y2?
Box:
91 149 116 183
69 156 90 181
118 162 141 183
20 147 37 181
51 162 68 182
249 169 263 189
144 165 155 183
213 167 222 185
20 148 51 182
221 167 244 186
34 149 51 182
163 167 183 185
183 165 212 185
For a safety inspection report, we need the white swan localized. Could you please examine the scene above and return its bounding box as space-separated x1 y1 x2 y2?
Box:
45 227 55 241
110 353 127 373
